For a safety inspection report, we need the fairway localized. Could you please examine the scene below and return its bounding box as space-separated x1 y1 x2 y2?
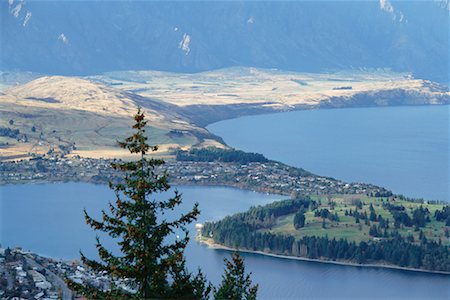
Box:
259 194 449 245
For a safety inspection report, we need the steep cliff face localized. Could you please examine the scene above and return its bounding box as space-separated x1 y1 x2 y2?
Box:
2 1 448 83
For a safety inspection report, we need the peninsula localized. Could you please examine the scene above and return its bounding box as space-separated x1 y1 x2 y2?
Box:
1 68 449 276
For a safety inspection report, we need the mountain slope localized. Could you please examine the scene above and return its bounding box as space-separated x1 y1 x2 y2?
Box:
2 1 448 83
0 77 222 160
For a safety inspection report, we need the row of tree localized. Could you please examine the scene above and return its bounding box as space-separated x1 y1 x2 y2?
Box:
203 196 450 272
314 209 339 222
435 206 450 225
0 127 20 138
203 220 450 272
223 198 315 230
382 202 431 229
176 147 269 163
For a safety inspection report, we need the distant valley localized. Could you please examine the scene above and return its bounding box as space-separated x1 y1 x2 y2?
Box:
91 68 450 126
0 68 448 160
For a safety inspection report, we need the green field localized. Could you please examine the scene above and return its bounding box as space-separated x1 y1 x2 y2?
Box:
259 194 449 245
202 194 450 272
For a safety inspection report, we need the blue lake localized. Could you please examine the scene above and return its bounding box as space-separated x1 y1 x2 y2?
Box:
208 105 450 202
1 183 449 299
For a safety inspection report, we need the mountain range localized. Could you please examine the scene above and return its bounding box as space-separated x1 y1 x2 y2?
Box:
2 0 449 83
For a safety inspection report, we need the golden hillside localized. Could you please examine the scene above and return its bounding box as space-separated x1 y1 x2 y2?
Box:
0 76 222 160
92 68 450 108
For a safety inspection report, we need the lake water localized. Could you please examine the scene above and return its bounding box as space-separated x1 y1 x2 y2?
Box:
1 183 449 299
208 105 450 202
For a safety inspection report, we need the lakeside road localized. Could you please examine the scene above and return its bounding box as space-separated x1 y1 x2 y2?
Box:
197 239 450 276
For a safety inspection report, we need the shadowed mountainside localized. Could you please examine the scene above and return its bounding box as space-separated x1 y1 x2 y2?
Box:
2 1 449 83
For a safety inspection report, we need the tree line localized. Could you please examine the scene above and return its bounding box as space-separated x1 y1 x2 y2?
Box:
202 197 450 272
382 202 431 229
218 198 314 230
176 147 269 164
435 206 450 226
203 219 450 272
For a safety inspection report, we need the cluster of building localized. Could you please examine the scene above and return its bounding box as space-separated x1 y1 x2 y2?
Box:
0 156 117 184
0 156 389 197
169 161 387 196
1 247 63 299
0 247 135 300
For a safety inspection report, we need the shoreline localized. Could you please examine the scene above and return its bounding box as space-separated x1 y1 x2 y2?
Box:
198 238 450 276
0 178 285 196
2 177 448 206
204 103 450 128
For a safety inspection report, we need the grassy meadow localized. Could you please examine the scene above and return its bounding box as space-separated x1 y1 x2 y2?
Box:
260 194 449 245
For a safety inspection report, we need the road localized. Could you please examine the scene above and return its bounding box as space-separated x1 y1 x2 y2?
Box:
25 256 73 300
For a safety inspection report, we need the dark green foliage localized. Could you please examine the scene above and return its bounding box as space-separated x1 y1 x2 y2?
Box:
369 204 377 222
368 190 393 197
214 252 258 300
203 200 450 272
0 127 20 138
315 208 329 219
314 209 339 222
214 198 313 233
382 203 405 212
369 224 383 237
66 109 210 299
293 211 306 229
176 147 268 164
412 206 430 228
435 206 450 224
378 215 389 230
383 203 431 228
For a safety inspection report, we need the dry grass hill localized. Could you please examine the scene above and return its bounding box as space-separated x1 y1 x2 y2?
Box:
91 68 450 125
0 76 223 160
0 68 448 160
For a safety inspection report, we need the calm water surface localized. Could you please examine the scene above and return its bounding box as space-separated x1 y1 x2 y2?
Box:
1 183 449 299
208 105 450 201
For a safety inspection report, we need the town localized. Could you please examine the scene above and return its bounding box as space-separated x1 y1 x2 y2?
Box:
0 246 137 300
0 155 392 198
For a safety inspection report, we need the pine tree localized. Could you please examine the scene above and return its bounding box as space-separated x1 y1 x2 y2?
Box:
214 252 258 300
369 203 377 222
293 210 306 229
67 109 211 299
